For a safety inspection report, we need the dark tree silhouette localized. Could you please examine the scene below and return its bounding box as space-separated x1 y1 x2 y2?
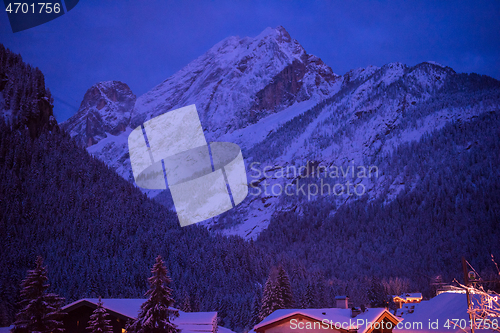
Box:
86 297 113 333
368 277 388 308
260 269 284 320
127 256 179 333
12 256 65 333
277 266 294 308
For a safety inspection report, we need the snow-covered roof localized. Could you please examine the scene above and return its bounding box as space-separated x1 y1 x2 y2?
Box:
0 326 13 333
335 295 348 300
393 293 423 301
254 307 399 333
63 298 144 319
394 292 491 333
62 298 216 325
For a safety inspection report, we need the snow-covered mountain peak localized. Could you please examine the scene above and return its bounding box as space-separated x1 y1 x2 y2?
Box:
202 26 306 73
129 26 340 137
62 81 135 147
424 61 445 68
64 26 337 142
382 62 406 72
405 62 453 91
343 65 380 84
254 25 292 44
378 62 408 85
61 28 500 239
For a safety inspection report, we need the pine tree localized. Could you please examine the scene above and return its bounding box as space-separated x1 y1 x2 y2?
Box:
259 269 283 320
12 256 65 333
276 266 294 308
86 297 113 333
127 255 180 333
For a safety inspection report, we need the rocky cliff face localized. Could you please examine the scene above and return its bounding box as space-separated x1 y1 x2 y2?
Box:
61 81 135 147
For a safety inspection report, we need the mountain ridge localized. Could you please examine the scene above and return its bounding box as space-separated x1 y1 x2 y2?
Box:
62 26 500 238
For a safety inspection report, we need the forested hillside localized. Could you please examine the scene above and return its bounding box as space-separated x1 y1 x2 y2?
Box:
0 46 270 330
258 110 500 304
0 116 274 329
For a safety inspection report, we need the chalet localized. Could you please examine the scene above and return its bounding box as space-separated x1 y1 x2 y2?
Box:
392 293 422 309
61 298 218 333
254 307 401 333
394 292 494 333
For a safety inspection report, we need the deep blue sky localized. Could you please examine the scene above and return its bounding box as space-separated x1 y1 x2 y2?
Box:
1 0 499 122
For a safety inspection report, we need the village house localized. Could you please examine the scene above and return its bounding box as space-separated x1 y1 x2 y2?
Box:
253 298 401 333
394 291 495 333
61 298 219 333
392 293 423 310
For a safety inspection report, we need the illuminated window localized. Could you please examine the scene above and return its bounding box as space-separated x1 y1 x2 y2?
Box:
122 329 127 333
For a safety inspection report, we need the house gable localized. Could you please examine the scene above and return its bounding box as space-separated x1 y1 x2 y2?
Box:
363 311 401 333
62 300 129 333
255 309 401 333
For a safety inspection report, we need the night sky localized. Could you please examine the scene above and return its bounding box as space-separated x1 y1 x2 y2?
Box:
1 0 499 122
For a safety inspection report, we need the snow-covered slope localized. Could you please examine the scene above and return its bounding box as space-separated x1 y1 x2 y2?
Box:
226 61 499 237
62 26 500 238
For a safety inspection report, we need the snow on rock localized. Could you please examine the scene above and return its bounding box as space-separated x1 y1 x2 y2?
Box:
130 25 341 141
62 26 500 239
62 81 136 147
62 26 342 196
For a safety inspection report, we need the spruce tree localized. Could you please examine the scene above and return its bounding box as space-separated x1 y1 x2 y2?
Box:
86 297 113 333
259 269 283 320
127 255 179 333
276 266 294 308
12 256 65 333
